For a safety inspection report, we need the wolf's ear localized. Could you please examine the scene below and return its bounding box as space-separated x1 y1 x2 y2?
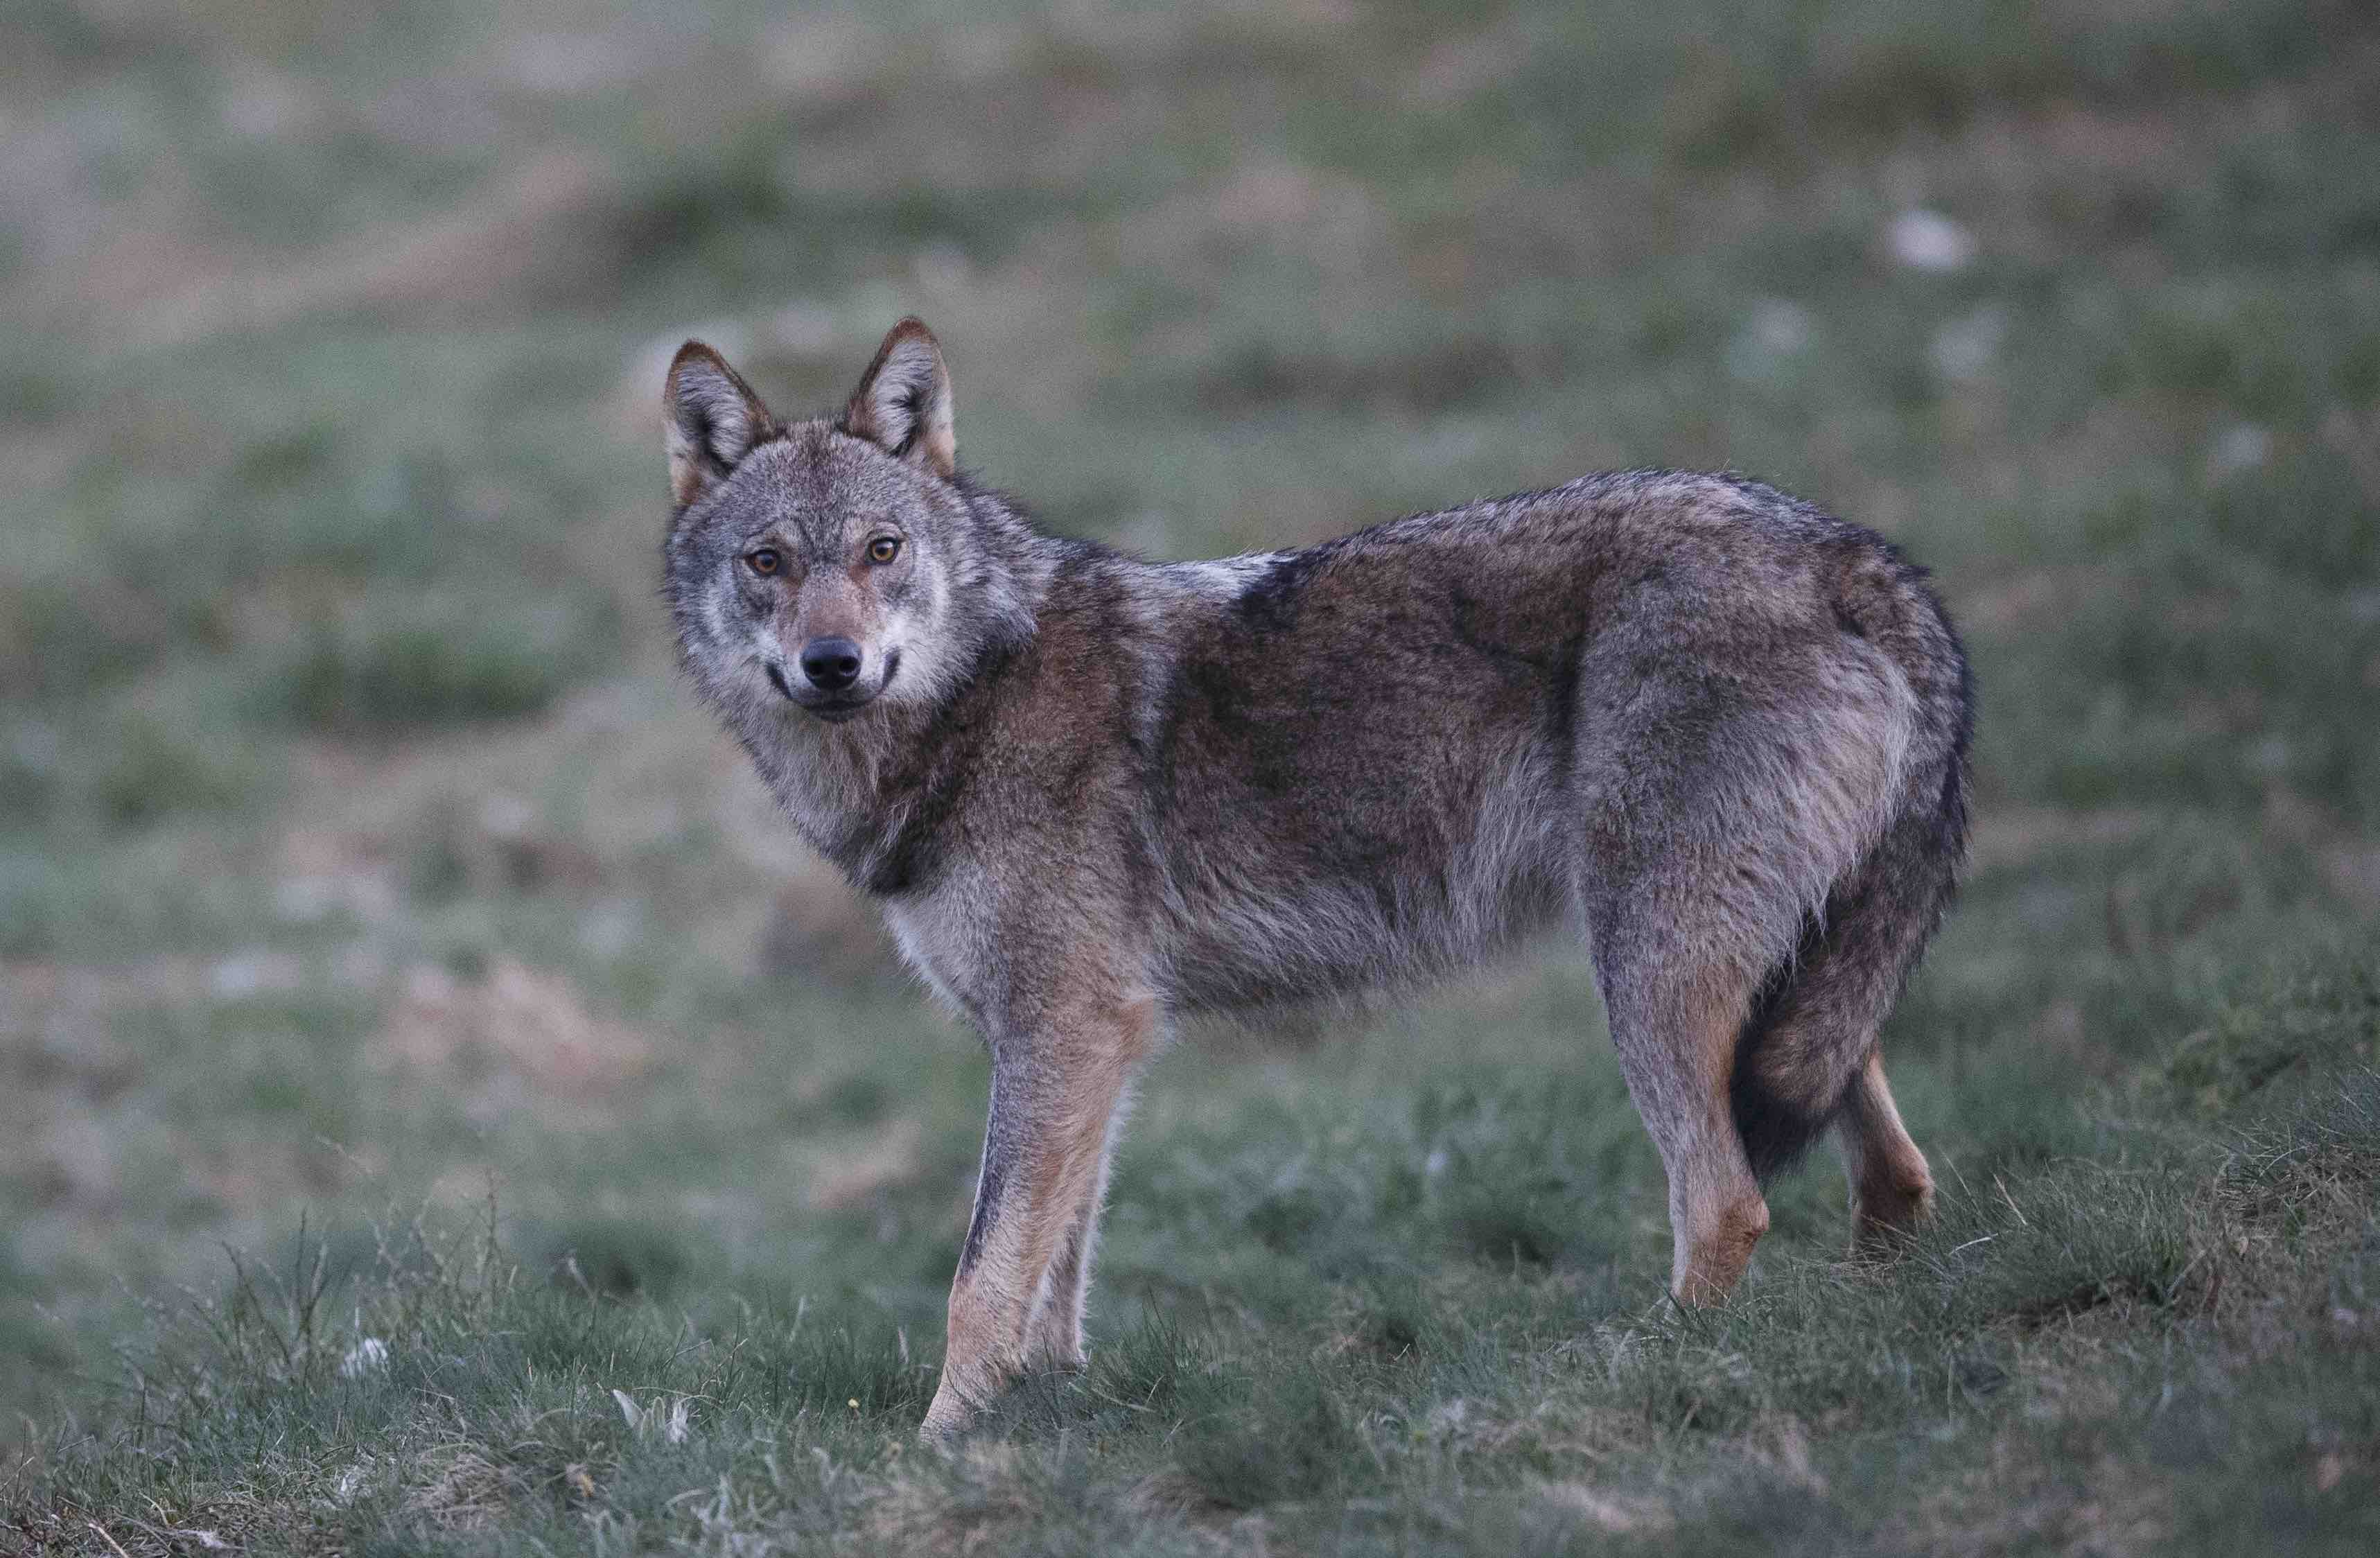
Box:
841 318 956 480
664 342 775 510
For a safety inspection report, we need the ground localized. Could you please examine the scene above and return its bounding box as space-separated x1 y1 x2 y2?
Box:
3 0 2379 1552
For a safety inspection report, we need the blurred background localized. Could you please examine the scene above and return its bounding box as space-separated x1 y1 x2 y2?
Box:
3 0 2377 1435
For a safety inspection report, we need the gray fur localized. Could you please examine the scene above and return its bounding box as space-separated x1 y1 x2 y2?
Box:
660 322 1973 1435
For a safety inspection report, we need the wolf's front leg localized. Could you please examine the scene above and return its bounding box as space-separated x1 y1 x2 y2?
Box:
1020 1088 1130 1374
921 995 1153 1441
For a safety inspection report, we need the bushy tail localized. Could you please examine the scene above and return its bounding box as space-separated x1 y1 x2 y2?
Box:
1731 571 1973 1181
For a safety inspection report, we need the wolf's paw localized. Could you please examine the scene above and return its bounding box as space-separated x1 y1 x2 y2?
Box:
1850 1168 1935 1257
919 1382 981 1446
1672 1191 1770 1306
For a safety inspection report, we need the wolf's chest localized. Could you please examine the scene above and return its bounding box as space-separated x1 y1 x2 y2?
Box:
879 869 1006 1024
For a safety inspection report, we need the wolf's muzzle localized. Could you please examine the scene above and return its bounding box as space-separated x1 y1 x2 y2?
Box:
800 636 865 693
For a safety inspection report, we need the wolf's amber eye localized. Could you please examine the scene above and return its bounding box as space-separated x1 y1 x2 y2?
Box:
746 548 780 576
868 536 902 564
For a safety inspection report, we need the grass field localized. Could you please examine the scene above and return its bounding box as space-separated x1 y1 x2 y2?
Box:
5 0 2379 1550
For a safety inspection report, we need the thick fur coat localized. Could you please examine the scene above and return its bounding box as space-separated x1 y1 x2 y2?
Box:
661 320 1972 1437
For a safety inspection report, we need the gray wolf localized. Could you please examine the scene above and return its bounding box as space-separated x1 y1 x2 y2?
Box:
659 319 1972 1439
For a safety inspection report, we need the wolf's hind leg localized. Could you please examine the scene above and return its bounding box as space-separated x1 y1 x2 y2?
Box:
1595 947 1771 1306
1835 1047 1933 1250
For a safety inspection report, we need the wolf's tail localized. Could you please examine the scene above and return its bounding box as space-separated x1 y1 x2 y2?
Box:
1730 559 1974 1180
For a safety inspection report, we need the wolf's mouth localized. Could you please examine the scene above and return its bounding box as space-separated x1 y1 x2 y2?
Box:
778 649 898 722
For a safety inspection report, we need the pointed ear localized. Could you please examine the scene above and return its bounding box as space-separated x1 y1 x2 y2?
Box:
841 318 956 480
664 342 776 509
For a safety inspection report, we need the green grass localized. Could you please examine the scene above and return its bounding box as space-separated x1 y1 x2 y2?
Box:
8 998 2377 1552
3 0 2379 1549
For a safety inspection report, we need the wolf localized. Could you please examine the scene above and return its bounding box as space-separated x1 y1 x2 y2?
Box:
660 319 1971 1439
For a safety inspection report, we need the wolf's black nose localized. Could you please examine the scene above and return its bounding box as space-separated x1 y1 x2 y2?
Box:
800 636 864 692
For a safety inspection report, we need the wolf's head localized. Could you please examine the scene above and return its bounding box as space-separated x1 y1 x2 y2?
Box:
660 320 1033 727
